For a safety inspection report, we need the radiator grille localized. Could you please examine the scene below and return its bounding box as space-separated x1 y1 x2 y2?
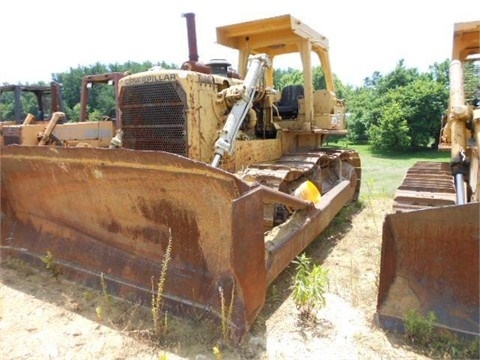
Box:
3 127 21 145
3 136 21 145
120 81 187 155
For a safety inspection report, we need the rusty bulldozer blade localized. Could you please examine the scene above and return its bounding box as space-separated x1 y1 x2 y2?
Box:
377 202 480 338
0 146 264 340
1 145 358 341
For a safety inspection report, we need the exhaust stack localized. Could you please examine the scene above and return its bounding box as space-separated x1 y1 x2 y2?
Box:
181 13 211 74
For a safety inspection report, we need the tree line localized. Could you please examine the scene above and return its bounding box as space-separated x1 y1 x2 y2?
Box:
1 58 478 152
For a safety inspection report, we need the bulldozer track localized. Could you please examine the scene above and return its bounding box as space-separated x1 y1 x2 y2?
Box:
238 148 361 230
392 161 457 212
240 148 361 192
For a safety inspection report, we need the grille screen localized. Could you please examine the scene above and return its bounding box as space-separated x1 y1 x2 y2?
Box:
4 136 20 145
120 81 187 155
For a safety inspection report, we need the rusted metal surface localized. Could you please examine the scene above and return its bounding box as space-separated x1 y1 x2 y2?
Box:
378 160 479 338
377 162 480 336
242 149 359 284
1 145 262 340
180 13 211 74
1 145 360 342
392 161 457 212
79 73 125 124
240 148 360 232
377 202 479 338
265 178 356 284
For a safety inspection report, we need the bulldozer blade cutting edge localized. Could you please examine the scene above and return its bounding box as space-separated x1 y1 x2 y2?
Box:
1 145 358 341
377 202 480 339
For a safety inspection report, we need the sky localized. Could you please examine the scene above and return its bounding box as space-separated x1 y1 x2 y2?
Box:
1 0 478 87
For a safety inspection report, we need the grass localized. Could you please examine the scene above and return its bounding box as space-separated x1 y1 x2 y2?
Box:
335 141 450 198
404 310 480 359
404 309 438 346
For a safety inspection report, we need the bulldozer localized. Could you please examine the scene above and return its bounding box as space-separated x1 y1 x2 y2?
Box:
0 72 125 147
0 82 64 145
1 14 361 341
377 20 479 339
0 82 63 123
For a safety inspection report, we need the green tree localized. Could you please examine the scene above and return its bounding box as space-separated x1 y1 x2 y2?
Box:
345 60 449 150
363 71 382 89
273 66 332 91
312 67 326 90
276 68 303 89
70 103 82 122
368 78 447 150
376 59 419 94
369 101 411 151
0 91 14 121
344 86 378 143
53 66 85 119
400 76 447 148
463 61 480 105
428 60 450 85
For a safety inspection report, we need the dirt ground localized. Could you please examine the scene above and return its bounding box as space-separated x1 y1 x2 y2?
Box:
0 198 431 360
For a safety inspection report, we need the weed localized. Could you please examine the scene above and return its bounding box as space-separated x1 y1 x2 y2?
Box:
40 251 61 279
218 283 235 342
100 272 112 306
84 290 93 301
213 345 222 359
151 228 173 335
403 309 480 359
96 305 104 323
291 253 328 320
404 309 436 346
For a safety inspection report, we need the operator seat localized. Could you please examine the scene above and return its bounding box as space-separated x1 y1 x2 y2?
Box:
277 84 304 119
